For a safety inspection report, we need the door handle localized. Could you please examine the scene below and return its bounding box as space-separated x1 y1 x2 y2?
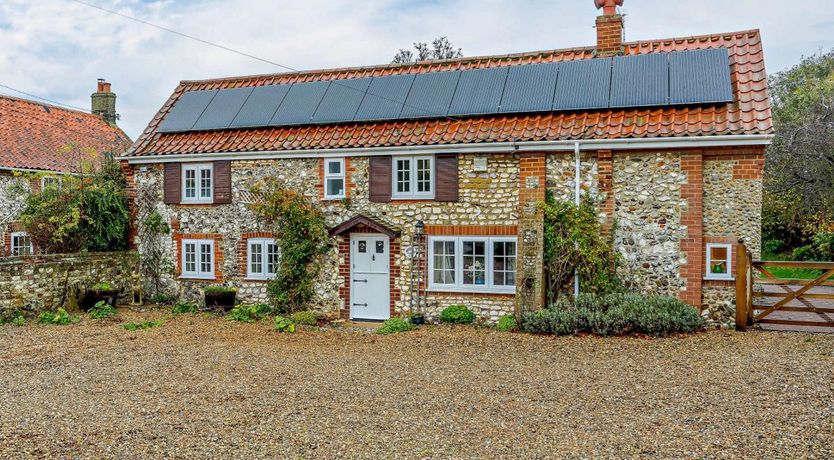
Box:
353 303 368 307
353 279 368 283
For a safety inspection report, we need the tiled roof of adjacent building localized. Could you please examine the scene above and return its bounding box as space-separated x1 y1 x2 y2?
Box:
0 94 132 173
126 29 771 158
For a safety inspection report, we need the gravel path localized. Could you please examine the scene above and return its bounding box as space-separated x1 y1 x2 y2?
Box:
1 308 832 459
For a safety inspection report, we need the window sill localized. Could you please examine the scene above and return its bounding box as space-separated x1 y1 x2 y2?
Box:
323 196 346 201
427 286 516 295
244 276 275 282
179 201 215 206
704 275 734 281
179 275 216 281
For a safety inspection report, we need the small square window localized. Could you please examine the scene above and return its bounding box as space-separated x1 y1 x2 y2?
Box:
705 243 733 280
11 232 33 256
247 238 279 280
324 158 346 199
182 164 213 204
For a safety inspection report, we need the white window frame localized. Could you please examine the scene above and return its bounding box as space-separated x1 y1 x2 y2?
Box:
392 155 434 200
10 231 33 256
181 163 213 204
247 238 279 280
324 158 346 199
427 236 517 294
180 238 215 279
41 176 61 191
705 243 733 280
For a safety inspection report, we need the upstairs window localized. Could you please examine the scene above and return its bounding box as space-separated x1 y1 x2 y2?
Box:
324 158 346 199
182 164 213 204
181 239 215 279
705 243 733 280
247 238 279 280
393 155 434 199
41 176 61 191
11 232 33 256
428 236 516 293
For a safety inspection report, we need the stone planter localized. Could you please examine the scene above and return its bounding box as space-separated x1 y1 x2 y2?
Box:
82 289 120 310
204 291 237 311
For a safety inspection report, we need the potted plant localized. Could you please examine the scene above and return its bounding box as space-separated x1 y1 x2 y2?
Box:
409 312 425 325
82 282 121 310
204 285 237 311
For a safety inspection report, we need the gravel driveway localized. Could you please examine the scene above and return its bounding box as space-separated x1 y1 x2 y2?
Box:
1 308 832 459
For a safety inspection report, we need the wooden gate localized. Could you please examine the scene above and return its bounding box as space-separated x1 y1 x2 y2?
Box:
736 242 834 332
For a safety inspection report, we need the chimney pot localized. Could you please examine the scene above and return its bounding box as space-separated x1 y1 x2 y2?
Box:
595 0 624 16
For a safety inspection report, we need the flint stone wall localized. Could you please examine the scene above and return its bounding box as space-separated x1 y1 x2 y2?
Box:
0 251 138 316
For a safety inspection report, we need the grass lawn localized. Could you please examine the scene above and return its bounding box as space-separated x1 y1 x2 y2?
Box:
1 308 832 459
759 253 824 280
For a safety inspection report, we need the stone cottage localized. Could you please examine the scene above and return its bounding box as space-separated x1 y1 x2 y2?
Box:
122 0 772 326
0 80 132 256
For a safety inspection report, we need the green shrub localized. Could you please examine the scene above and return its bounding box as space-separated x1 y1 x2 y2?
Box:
171 301 199 315
204 285 237 295
91 282 114 291
150 293 175 305
274 315 296 333
88 301 117 319
496 315 517 332
227 304 273 323
290 310 320 326
38 308 78 325
377 317 415 335
520 293 704 336
123 320 162 331
12 315 25 327
439 305 475 324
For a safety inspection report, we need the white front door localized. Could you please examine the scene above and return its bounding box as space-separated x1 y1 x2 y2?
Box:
350 234 391 320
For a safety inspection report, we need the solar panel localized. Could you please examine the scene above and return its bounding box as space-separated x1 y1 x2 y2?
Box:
609 53 668 108
449 67 509 116
553 58 611 110
192 87 253 130
157 90 217 132
500 62 559 113
230 84 291 129
354 74 416 121
269 81 330 126
400 71 461 119
669 48 733 104
157 50 737 133
311 77 372 123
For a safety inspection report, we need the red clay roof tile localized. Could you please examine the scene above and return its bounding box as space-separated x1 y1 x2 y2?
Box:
127 29 772 158
0 95 132 172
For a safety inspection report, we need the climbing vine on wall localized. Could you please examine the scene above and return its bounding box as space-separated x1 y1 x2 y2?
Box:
541 190 621 304
249 180 330 314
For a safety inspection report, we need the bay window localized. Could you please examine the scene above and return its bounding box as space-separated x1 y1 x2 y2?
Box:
428 236 517 293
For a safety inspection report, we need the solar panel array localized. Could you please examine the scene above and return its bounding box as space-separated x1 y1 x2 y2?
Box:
158 48 734 133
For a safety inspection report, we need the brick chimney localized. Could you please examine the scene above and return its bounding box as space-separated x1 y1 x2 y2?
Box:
595 0 625 57
91 78 118 126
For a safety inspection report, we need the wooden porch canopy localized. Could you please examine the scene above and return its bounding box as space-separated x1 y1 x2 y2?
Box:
328 215 400 238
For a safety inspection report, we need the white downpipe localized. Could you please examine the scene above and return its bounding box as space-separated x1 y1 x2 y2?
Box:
574 141 581 301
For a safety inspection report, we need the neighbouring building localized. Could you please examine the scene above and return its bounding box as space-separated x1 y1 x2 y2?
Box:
122 0 772 327
0 80 132 256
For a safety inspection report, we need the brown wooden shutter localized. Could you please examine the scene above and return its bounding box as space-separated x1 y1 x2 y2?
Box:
163 163 181 204
213 160 232 204
434 154 459 202
369 156 392 203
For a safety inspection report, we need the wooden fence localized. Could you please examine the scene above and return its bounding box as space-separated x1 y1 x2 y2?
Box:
736 242 834 332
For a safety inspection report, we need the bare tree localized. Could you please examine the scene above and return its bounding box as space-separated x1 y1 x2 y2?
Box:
392 36 463 64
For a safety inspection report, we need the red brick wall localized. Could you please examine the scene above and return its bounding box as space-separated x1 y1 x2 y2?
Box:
680 152 704 307
519 154 546 204
120 161 137 249
596 14 624 56
597 149 614 235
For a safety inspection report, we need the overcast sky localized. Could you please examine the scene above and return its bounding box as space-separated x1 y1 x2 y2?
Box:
1 0 832 139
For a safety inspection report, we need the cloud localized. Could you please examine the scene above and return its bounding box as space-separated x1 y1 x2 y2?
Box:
0 0 832 140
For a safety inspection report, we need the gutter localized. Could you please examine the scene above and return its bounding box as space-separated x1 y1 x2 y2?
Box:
120 134 774 164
